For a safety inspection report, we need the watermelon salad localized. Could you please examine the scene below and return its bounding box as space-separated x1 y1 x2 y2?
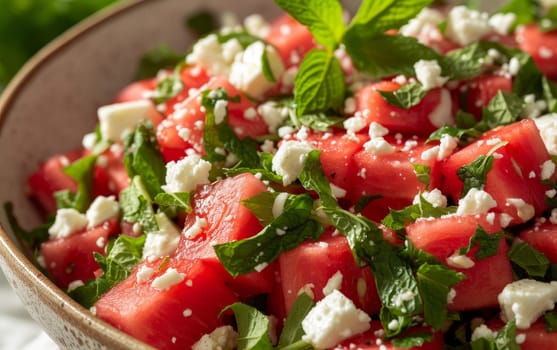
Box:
12 0 557 349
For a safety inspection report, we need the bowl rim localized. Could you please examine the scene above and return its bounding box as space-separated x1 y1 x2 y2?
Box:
0 0 161 348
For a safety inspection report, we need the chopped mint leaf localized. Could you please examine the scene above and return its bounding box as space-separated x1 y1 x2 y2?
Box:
508 241 550 278
120 176 158 233
69 234 146 308
354 194 382 213
261 48 277 82
378 82 426 109
543 77 557 112
457 154 494 198
152 68 184 105
349 0 433 35
445 42 495 80
391 333 434 348
274 0 345 51
380 307 413 338
512 52 544 98
4 202 51 250
417 263 464 330
481 91 524 130
413 164 431 187
153 192 192 218
123 122 166 200
344 33 443 79
224 152 283 185
223 303 273 350
294 49 345 117
213 193 323 276
278 292 315 348
134 44 184 80
494 321 521 350
459 226 504 260
201 88 260 170
55 155 97 212
427 124 481 144
217 31 261 48
546 310 557 332
281 98 344 131
185 10 217 37
381 196 456 232
242 191 279 227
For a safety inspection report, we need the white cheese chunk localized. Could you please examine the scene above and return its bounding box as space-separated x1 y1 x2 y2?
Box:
368 122 389 139
142 213 181 260
446 252 475 269
506 198 535 222
162 154 212 193
428 88 454 128
445 6 491 46
414 60 448 90
498 279 557 329
258 101 288 133
363 137 396 155
228 41 285 100
400 8 445 38
183 216 209 240
456 188 497 216
151 267 185 290
488 13 516 36
302 290 371 349
48 208 88 240
413 189 448 208
534 113 557 156
186 34 237 76
272 140 314 185
98 100 161 142
541 160 556 180
322 271 344 296
86 195 119 228
192 325 238 350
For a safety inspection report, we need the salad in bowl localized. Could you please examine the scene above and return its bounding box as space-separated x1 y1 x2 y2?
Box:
8 0 557 349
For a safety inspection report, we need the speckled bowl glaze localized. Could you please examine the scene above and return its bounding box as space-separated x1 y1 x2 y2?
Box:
0 0 287 348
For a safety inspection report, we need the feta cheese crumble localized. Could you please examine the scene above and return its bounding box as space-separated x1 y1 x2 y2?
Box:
192 325 238 350
302 290 371 349
445 6 491 46
272 140 314 185
151 268 185 290
498 279 557 329
142 213 181 260
413 60 448 90
98 100 161 142
85 195 119 228
456 188 497 216
162 154 212 193
48 208 88 239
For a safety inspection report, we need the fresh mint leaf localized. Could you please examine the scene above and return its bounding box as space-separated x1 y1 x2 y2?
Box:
153 192 192 218
261 48 277 82
294 50 345 117
508 241 550 278
152 69 184 104
55 155 97 212
382 196 456 231
214 193 323 276
391 333 434 348
512 52 544 98
281 98 344 131
242 192 279 227
459 226 504 260
417 263 464 330
224 153 283 185
494 321 521 350
4 202 51 250
69 234 146 308
349 0 432 34
223 303 273 350
344 33 443 79
185 10 217 37
445 42 494 80
278 292 315 348
457 154 494 197
543 77 557 112
135 44 184 80
380 307 413 338
201 88 260 169
354 194 382 213
120 176 158 233
427 124 481 144
481 91 523 130
545 310 557 332
217 31 261 48
274 0 345 50
378 82 426 109
123 122 166 200
413 164 431 187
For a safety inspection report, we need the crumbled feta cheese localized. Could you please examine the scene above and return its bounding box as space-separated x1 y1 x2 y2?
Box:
498 279 557 329
302 290 371 349
213 99 228 124
272 141 314 185
413 189 448 208
272 192 289 218
258 101 288 133
541 160 556 180
363 137 396 155
322 271 343 296
82 132 97 150
344 97 357 115
488 13 516 35
471 324 497 341
142 213 181 259
438 134 459 160
260 139 276 154
98 100 161 142
183 216 209 239
447 288 457 304
48 208 88 240
186 34 236 76
330 184 347 199
368 122 389 139
456 188 497 216
136 265 155 283
445 6 491 46
243 14 270 38
228 41 285 99
500 213 514 228
400 8 445 38
428 89 454 128
85 195 119 228
522 94 547 119
414 60 448 90
343 115 367 135
192 325 238 350
151 267 185 290
162 154 212 193
421 146 440 161
534 114 557 155
446 252 475 269
506 198 535 222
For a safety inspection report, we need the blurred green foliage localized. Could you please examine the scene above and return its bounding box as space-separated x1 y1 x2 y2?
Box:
0 0 120 90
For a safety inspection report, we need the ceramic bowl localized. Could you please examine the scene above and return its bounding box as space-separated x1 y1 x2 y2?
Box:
0 0 287 348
